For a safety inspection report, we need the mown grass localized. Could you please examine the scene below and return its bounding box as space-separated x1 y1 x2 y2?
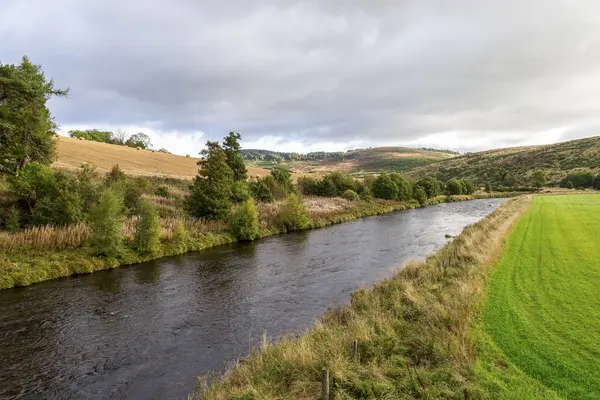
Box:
484 194 600 399
191 195 560 399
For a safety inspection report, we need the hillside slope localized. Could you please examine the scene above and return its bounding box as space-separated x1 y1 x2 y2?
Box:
52 136 273 179
406 136 600 184
247 147 456 175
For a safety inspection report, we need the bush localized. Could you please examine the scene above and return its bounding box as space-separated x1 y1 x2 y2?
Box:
106 164 126 184
561 171 595 188
485 182 493 193
359 187 374 202
88 189 125 257
133 198 161 255
230 198 260 241
413 186 427 206
155 185 170 197
566 180 574 189
461 179 476 195
4 207 20 232
249 179 274 203
342 189 360 201
389 173 412 201
372 173 399 200
277 194 310 231
172 221 188 252
231 181 250 203
415 177 441 199
270 168 293 194
446 178 463 195
76 164 101 212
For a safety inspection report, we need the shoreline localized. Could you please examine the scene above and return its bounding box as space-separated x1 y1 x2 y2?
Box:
194 194 544 399
0 193 512 291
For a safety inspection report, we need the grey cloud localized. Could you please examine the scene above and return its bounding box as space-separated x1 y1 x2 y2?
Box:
3 0 600 152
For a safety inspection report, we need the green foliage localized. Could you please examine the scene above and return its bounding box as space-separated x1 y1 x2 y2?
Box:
172 221 188 252
446 178 464 195
125 132 152 149
341 189 360 201
415 176 442 199
277 193 310 231
186 141 234 220
532 170 546 189
4 207 21 231
88 189 125 257
298 173 359 197
69 129 113 143
270 168 293 194
0 56 68 176
485 182 493 193
372 173 398 200
561 171 595 188
76 164 101 211
8 162 55 211
389 173 412 201
595 175 600 190
461 179 475 195
249 178 274 203
359 187 373 202
566 180 574 189
231 181 250 203
133 198 161 255
230 198 260 241
412 186 427 206
106 164 126 184
223 131 247 181
362 175 376 190
155 185 169 197
263 175 287 200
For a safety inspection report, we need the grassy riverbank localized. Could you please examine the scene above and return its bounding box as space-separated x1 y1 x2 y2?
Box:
193 195 561 399
484 194 600 399
0 194 508 290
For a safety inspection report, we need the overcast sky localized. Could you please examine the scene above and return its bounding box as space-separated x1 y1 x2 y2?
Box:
3 1 600 155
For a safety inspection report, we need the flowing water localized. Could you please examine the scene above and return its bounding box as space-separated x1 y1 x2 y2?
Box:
0 199 504 400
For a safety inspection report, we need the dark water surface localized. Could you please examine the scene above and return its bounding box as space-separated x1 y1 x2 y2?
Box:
0 199 504 400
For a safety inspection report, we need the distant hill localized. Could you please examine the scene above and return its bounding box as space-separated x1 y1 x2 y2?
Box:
406 136 600 185
53 136 275 179
243 147 457 175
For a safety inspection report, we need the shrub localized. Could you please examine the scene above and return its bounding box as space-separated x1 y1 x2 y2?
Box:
372 173 399 200
263 175 287 200
230 198 260 241
415 177 441 199
186 154 190 158
133 198 161 255
413 186 427 206
389 173 412 201
277 194 310 231
359 187 374 202
485 182 493 193
88 189 125 257
76 164 101 212
249 179 274 203
342 189 360 201
561 171 595 188
106 164 126 184
461 179 476 195
231 181 250 203
155 185 170 197
270 168 293 194
446 178 463 195
566 180 574 189
172 221 188 252
4 207 21 232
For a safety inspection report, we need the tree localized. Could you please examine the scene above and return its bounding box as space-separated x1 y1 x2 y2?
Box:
249 178 274 203
372 173 398 200
125 132 152 149
446 178 463 195
532 170 546 191
461 180 475 195
133 198 161 255
69 129 113 143
88 189 125 257
186 141 234 219
230 198 260 241
0 57 68 176
277 193 309 231
566 180 574 190
270 168 293 194
415 177 441 199
413 186 427 206
223 131 247 181
389 173 412 201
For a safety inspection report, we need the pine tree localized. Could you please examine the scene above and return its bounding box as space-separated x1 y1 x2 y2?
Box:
223 131 247 181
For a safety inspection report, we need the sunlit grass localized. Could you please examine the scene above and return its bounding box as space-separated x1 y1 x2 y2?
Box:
484 194 600 399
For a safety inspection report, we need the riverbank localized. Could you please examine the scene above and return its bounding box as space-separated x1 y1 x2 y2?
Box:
194 194 560 399
0 193 512 290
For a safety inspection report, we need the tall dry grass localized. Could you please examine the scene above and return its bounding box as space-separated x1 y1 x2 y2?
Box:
195 196 533 399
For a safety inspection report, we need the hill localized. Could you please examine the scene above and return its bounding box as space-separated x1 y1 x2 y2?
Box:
52 136 274 179
406 136 600 185
244 147 457 175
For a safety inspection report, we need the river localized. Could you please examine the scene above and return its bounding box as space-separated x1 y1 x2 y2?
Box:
0 198 504 400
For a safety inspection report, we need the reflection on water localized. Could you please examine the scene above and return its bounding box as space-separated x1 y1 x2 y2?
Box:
0 199 504 400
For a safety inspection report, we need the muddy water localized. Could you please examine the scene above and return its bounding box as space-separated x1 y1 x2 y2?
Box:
0 199 504 399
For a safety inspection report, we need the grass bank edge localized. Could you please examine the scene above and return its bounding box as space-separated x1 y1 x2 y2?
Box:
193 194 560 400
0 192 511 291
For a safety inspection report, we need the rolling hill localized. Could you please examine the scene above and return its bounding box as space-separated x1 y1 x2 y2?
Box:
406 136 600 185
245 147 457 175
52 136 274 179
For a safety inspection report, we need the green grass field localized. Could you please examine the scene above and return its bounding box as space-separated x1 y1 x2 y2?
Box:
484 195 600 399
